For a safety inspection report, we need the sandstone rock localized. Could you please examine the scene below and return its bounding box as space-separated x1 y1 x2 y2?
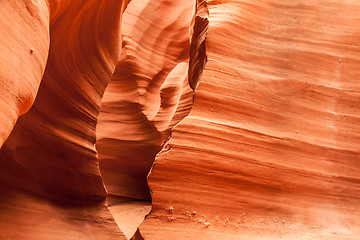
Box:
0 0 360 240
137 0 360 239
0 0 128 239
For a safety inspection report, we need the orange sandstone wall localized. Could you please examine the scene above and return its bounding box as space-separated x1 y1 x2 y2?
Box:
0 0 128 239
137 0 360 239
0 1 50 148
0 0 360 240
96 0 195 201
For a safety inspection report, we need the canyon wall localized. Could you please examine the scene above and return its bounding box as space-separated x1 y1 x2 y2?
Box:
137 0 360 239
0 0 128 239
0 0 359 239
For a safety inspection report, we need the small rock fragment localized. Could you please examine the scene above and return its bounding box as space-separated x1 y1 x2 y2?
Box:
30 48 34 54
191 211 197 217
168 206 174 214
167 217 176 222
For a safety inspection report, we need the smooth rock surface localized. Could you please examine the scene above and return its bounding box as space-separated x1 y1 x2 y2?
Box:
0 0 360 240
96 0 195 201
0 0 50 148
0 0 128 239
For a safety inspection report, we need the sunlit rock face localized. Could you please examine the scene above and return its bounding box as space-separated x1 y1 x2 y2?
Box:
96 0 195 202
137 1 360 240
0 0 360 240
0 1 50 148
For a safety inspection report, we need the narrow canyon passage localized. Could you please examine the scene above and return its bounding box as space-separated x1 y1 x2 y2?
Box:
95 0 207 238
0 0 359 240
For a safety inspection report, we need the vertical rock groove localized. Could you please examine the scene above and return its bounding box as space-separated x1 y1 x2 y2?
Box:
188 0 209 90
95 0 199 237
1 1 360 240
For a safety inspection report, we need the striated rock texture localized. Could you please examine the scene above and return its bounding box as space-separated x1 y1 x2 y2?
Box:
0 0 360 240
137 0 360 239
95 0 202 236
96 0 195 202
0 0 128 239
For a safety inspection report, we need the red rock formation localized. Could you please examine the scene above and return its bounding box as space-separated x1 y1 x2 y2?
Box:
96 0 195 202
137 0 360 239
95 0 196 236
0 1 50 148
0 0 128 239
1 0 360 239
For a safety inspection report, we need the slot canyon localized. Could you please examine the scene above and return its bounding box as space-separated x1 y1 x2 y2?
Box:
0 0 359 239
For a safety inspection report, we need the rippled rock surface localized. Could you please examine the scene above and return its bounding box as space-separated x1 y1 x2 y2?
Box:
0 0 359 239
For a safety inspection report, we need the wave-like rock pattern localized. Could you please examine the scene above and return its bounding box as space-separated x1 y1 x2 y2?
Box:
95 1 197 236
4 0 127 203
1 0 360 239
0 1 50 147
0 0 128 239
138 1 360 239
96 0 195 201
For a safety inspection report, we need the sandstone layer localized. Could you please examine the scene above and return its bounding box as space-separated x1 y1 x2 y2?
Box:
0 0 360 240
137 0 360 239
0 0 128 239
96 0 195 202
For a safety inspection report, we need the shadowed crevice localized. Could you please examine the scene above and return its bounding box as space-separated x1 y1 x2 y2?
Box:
132 0 209 239
96 0 198 239
188 0 209 90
